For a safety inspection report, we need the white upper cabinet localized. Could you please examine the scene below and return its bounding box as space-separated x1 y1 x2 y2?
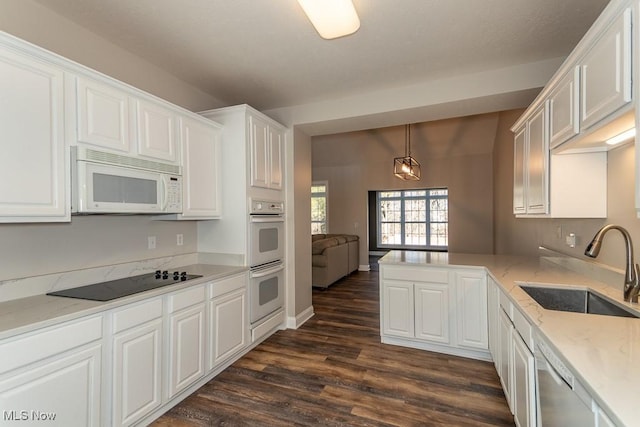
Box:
548 67 580 149
135 99 178 163
77 77 131 153
250 114 284 191
250 115 269 189
525 104 549 215
580 7 632 131
0 44 68 222
268 126 284 189
513 127 526 215
512 103 549 216
179 116 222 219
76 77 181 164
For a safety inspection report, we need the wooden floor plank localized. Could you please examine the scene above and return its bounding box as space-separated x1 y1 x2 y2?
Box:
152 270 514 426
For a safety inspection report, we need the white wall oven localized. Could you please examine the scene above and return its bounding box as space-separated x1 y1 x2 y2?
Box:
249 200 285 267
248 199 285 327
249 261 284 325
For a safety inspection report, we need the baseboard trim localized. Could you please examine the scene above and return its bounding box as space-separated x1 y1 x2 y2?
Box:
358 264 371 272
286 305 315 329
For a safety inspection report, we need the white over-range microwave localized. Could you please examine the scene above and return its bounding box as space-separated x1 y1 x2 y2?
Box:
71 146 183 214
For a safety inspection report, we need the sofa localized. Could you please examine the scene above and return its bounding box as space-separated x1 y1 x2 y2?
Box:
312 234 359 288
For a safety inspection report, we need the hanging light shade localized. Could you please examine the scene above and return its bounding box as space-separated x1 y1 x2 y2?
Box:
394 124 421 180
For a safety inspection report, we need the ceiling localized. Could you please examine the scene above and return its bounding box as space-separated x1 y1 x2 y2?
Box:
33 0 609 130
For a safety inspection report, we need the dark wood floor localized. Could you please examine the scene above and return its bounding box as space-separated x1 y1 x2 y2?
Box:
153 270 514 426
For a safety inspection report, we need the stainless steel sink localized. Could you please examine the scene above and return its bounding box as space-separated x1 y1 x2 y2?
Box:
519 285 640 318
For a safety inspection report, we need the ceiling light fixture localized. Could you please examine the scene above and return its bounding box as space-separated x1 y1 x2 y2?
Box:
606 128 636 145
297 0 360 40
394 124 421 181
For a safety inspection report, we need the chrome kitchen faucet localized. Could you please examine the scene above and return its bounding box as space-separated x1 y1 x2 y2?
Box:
584 224 640 303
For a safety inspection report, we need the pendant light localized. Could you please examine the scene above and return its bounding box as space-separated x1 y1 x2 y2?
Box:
394 124 421 180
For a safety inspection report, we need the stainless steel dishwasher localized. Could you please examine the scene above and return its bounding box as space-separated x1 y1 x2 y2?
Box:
535 337 595 426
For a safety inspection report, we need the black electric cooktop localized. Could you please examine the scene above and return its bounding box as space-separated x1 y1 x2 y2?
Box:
47 271 203 302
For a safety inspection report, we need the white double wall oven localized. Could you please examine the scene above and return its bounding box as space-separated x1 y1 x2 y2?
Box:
248 199 285 327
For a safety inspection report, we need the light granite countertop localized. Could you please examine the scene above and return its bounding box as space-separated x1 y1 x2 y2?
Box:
0 264 247 340
380 250 637 427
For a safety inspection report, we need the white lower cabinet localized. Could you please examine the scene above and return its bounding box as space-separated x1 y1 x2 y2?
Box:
382 280 415 338
208 273 249 369
414 282 450 343
0 316 103 426
110 298 163 427
498 308 513 410
0 272 254 426
380 265 488 359
167 286 206 398
494 288 536 426
511 329 535 427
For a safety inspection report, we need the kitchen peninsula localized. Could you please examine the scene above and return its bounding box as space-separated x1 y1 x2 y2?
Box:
379 250 639 427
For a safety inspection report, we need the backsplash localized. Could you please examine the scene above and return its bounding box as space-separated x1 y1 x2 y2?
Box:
0 253 199 303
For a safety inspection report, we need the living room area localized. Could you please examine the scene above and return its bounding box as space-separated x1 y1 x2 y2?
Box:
309 108 521 287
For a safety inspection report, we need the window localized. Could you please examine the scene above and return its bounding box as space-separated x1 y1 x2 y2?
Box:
377 188 448 250
311 181 328 234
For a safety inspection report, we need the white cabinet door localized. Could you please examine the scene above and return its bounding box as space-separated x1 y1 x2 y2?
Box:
209 288 248 369
249 115 270 189
513 126 526 215
0 47 68 222
0 344 102 427
512 329 536 427
112 319 162 427
180 116 222 218
581 8 632 131
487 278 500 371
498 308 513 412
414 282 450 344
525 104 548 214
382 281 414 338
455 271 488 350
76 77 131 152
135 99 178 163
549 67 580 148
168 303 206 398
0 315 103 427
268 126 283 190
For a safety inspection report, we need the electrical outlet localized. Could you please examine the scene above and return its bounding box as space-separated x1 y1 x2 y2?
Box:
148 236 156 250
177 234 184 246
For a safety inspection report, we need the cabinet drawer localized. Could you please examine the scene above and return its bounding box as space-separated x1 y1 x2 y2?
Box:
499 290 513 321
382 266 449 283
112 298 163 333
168 285 206 313
513 307 534 352
0 316 102 374
209 273 247 299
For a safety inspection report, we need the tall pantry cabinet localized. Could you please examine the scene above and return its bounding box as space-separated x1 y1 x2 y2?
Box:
197 104 286 260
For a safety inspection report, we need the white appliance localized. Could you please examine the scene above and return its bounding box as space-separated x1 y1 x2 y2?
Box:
248 200 285 267
248 199 285 328
249 261 285 325
72 147 182 214
535 336 595 427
